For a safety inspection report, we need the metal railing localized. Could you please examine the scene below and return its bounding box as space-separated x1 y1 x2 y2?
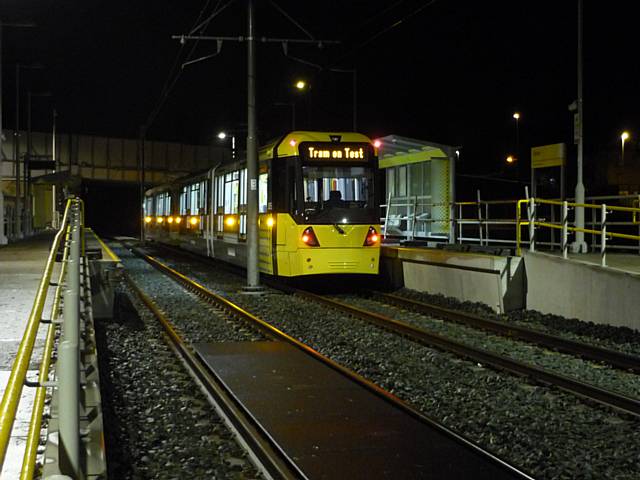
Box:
0 197 86 478
516 198 640 266
381 193 640 257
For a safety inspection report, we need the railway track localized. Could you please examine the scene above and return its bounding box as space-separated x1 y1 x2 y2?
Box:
374 291 640 373
121 245 530 479
137 241 640 417
285 288 640 418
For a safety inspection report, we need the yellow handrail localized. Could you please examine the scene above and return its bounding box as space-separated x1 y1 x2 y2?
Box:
0 198 73 472
20 225 70 479
516 198 640 255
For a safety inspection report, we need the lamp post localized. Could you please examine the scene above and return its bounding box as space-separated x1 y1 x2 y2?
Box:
513 112 520 155
0 20 36 244
13 63 44 239
572 0 587 253
620 131 630 166
294 79 311 128
25 91 52 236
217 131 236 159
274 102 295 130
329 68 358 131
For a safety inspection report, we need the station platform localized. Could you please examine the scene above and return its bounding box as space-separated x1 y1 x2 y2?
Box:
0 229 119 478
0 233 59 479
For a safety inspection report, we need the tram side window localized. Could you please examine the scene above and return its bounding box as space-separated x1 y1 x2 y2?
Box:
189 183 200 214
155 192 170 216
199 181 207 213
144 197 153 216
179 186 189 215
224 171 239 214
259 173 268 213
216 176 224 213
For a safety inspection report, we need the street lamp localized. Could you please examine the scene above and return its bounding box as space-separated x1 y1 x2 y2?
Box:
25 90 52 236
295 79 307 90
513 112 520 156
274 102 295 130
620 131 630 166
217 131 236 160
14 63 44 239
506 154 517 164
0 20 36 245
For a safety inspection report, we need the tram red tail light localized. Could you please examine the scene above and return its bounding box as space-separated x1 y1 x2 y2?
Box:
364 226 379 246
301 227 320 247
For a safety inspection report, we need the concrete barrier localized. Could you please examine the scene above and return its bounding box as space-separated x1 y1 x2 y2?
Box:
381 247 525 313
523 251 640 330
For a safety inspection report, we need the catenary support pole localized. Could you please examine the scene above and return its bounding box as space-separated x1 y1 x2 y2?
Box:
572 0 587 253
245 0 260 290
0 23 7 245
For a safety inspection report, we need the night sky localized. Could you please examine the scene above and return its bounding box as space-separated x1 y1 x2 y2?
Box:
2 1 639 197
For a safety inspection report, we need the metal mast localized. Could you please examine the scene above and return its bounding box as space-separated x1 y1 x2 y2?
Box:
572 0 587 253
245 0 260 289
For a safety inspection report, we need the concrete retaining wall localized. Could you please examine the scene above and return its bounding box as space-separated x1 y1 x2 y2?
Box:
381 247 525 313
523 251 640 330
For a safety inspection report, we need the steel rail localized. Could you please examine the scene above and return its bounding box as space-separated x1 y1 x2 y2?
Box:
129 248 532 479
290 290 640 418
376 292 640 373
0 198 74 471
123 270 302 480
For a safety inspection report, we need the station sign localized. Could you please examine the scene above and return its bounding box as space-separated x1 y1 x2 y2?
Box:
531 143 566 169
300 142 371 162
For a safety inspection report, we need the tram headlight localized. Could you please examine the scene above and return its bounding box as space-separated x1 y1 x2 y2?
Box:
144 216 152 224
190 216 199 226
175 217 182 224
266 217 275 228
167 216 174 224
225 216 236 227
156 216 164 224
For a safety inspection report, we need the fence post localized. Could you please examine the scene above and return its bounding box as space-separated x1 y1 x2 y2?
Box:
591 207 597 252
476 190 483 246
458 203 463 244
411 195 418 241
527 198 536 252
550 205 556 251
562 201 569 259
601 204 607 267
485 202 490 245
383 192 392 240
449 202 455 244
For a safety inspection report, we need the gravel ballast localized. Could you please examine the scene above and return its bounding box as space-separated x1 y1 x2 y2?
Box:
113 243 640 479
96 280 262 479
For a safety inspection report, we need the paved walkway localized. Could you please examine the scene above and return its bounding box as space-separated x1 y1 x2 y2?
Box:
0 233 58 479
544 251 640 275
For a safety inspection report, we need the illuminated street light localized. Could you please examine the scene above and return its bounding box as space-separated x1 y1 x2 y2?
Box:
506 155 517 164
295 80 307 90
513 112 521 157
217 131 236 159
621 131 630 165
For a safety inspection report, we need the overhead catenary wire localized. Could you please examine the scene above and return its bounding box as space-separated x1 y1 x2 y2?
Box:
142 0 223 134
333 0 437 65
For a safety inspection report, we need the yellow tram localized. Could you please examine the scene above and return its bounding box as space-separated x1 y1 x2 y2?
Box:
144 131 381 277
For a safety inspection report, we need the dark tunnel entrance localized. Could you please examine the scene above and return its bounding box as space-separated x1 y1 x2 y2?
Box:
81 180 141 237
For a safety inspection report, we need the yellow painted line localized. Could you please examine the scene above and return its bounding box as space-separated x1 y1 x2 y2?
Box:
87 228 120 262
